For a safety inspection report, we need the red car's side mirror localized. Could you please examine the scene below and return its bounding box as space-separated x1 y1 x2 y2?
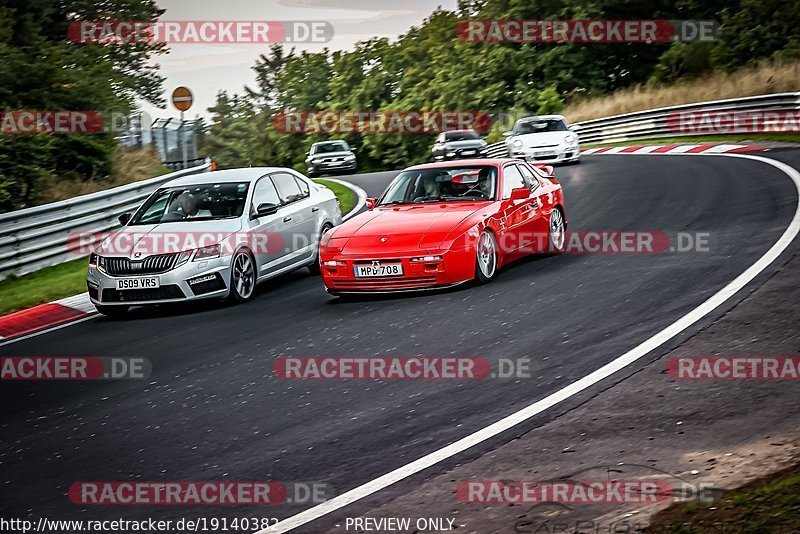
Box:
510 187 530 201
366 198 377 210
533 163 555 177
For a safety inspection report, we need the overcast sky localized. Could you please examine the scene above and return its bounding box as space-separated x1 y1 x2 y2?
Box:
138 0 457 122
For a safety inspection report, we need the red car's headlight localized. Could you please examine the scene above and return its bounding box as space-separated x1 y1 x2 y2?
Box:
321 236 349 253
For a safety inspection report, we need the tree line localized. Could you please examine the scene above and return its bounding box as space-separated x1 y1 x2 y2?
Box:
1 0 797 212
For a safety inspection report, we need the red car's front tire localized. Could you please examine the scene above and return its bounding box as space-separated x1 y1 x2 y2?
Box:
474 230 498 284
548 208 566 254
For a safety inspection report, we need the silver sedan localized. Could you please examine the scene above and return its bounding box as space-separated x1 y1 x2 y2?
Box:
86 167 342 316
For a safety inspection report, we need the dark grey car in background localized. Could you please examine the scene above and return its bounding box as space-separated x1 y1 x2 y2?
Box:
306 140 358 177
431 129 488 160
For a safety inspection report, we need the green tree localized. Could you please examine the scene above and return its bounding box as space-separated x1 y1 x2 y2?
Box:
0 0 166 211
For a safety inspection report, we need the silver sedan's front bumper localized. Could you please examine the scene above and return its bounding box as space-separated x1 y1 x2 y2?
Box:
87 255 233 307
308 160 357 173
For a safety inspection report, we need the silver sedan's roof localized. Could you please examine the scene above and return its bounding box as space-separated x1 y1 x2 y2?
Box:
164 167 292 187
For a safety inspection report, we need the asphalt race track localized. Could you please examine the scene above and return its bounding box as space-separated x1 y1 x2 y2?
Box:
2 152 799 530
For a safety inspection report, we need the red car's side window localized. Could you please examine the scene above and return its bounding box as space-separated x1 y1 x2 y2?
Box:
501 165 526 199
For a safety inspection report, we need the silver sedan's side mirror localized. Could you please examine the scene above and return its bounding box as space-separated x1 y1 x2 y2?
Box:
254 203 279 218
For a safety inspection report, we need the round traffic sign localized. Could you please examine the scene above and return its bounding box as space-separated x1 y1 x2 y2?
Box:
171 86 193 112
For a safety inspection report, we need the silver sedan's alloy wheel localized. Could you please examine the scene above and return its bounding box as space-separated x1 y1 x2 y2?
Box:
476 230 498 282
232 251 256 301
308 223 333 274
549 208 566 253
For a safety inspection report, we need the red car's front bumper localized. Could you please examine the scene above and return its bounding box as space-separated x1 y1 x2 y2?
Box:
319 247 475 294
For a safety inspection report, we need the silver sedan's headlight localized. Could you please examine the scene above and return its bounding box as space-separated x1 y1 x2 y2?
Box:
512 139 523 148
193 245 221 261
344 154 356 161
564 134 576 144
312 158 324 164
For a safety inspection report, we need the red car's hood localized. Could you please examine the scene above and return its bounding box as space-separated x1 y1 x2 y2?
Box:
334 202 489 253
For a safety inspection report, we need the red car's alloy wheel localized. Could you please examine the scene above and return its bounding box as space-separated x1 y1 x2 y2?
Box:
549 208 566 253
475 230 498 283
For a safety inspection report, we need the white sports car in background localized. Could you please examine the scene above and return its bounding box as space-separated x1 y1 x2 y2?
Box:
504 115 581 164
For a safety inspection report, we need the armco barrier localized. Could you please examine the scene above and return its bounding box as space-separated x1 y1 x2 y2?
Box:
0 159 212 280
484 92 800 155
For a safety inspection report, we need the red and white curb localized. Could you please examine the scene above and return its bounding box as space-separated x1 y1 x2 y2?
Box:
582 143 767 155
0 292 93 341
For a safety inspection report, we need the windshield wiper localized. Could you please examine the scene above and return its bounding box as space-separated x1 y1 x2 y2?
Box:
380 200 414 206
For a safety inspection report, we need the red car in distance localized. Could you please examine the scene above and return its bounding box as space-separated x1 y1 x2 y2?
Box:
319 158 567 295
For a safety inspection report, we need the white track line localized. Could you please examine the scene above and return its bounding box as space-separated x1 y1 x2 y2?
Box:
323 178 367 221
260 153 800 534
0 315 97 347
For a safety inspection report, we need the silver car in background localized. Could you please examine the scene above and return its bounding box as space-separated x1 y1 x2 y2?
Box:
431 129 488 160
86 168 342 316
305 140 358 177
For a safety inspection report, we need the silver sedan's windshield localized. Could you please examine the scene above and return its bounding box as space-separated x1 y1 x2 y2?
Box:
380 166 497 205
312 142 349 154
444 131 481 142
130 182 250 224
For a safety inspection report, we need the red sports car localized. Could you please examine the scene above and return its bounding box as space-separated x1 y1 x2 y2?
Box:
319 158 567 295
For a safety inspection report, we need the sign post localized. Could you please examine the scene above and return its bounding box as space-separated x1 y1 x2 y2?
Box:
170 87 194 169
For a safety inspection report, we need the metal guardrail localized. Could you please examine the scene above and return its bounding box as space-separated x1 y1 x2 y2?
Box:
572 92 800 144
0 159 213 280
484 143 510 158
483 92 800 155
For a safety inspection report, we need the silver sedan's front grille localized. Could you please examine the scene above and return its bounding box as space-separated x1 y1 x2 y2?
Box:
102 254 178 276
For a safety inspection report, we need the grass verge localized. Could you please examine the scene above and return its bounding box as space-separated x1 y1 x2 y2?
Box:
314 178 357 215
33 146 171 207
564 60 800 123
584 133 800 149
647 461 800 533
0 257 89 316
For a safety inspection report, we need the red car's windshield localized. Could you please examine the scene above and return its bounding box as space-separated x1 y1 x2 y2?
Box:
380 166 497 205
